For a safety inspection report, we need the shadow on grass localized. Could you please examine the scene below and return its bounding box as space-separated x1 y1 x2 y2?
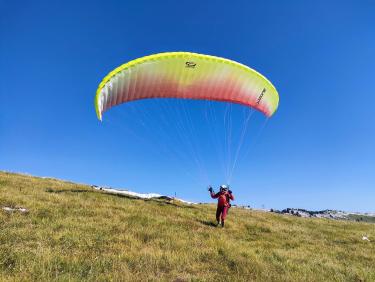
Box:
153 199 196 209
45 188 90 193
199 220 218 227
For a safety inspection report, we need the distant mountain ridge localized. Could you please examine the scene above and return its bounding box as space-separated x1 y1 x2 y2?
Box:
268 208 375 223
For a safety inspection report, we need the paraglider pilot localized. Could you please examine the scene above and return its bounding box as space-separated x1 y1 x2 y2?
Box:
208 185 234 227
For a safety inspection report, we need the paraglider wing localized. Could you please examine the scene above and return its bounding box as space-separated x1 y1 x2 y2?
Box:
95 52 279 120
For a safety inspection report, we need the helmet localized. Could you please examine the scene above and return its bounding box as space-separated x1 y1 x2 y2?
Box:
220 185 229 191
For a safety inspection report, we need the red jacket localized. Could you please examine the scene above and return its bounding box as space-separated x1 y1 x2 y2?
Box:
210 191 234 207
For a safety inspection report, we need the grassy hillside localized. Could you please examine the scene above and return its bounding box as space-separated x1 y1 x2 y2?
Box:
1 171 374 281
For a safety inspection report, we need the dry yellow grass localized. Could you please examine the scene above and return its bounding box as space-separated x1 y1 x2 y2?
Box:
1 171 374 281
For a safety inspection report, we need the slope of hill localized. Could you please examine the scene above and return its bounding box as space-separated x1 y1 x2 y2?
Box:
1 171 374 281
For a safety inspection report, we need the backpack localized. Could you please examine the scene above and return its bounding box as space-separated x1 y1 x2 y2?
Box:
225 192 232 208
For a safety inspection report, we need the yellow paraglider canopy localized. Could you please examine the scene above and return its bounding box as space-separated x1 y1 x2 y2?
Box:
95 52 279 120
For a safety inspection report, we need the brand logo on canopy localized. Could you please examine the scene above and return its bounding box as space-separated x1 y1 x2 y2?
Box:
185 61 196 68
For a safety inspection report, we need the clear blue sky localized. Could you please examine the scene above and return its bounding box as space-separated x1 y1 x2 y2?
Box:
1 1 374 212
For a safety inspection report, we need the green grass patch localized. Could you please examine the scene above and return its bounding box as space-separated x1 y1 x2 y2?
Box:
1 171 374 281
